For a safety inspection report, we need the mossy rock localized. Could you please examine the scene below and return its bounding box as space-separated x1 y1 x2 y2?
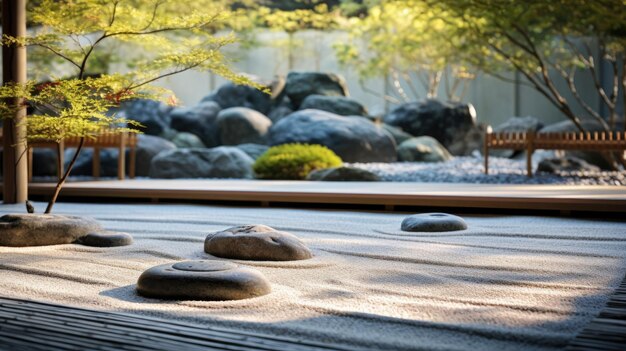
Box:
253 143 342 180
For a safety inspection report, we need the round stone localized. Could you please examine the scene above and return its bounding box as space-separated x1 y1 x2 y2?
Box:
0 214 102 247
172 261 237 272
77 231 133 247
136 260 271 300
401 213 468 232
205 225 313 261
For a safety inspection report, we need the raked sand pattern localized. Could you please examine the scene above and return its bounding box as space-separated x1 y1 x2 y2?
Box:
1 202 625 351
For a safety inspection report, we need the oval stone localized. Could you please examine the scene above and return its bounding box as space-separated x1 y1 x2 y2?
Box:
401 213 468 232
136 260 271 301
205 225 313 261
77 231 133 247
0 214 102 247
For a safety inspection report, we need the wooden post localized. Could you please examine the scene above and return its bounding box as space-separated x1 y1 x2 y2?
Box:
526 131 535 177
118 134 126 180
484 126 492 174
2 0 28 204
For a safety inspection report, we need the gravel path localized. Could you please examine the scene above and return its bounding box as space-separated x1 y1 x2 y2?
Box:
349 156 626 185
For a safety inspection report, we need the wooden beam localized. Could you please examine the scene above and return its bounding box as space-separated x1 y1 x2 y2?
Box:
2 0 28 204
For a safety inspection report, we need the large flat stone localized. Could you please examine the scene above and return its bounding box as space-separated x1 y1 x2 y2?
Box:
136 260 271 300
205 225 313 261
0 214 102 247
401 213 468 232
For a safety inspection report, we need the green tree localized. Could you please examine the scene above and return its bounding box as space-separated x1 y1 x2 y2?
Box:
0 0 260 213
256 3 339 70
334 0 474 103
428 0 626 133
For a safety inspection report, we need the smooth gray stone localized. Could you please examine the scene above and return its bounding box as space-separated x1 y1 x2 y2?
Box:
149 147 254 179
205 225 313 261
537 157 601 174
397 136 453 163
268 110 397 163
300 94 367 116
383 99 477 155
401 213 467 232
306 166 380 181
77 231 133 247
136 260 271 300
0 214 102 247
217 107 272 145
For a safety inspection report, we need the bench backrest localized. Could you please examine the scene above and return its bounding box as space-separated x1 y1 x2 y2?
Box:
486 131 626 151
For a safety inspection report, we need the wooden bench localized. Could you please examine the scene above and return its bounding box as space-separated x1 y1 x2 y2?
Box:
484 128 626 176
1 129 138 181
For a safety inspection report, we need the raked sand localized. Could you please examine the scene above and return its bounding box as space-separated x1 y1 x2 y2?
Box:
1 202 625 351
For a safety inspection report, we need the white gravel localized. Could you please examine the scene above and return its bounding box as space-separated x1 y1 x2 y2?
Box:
349 155 626 185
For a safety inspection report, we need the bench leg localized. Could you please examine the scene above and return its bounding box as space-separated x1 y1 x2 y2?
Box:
118 145 126 180
484 145 489 175
526 147 533 177
92 148 100 179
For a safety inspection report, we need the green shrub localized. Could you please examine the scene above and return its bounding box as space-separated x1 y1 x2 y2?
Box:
253 143 343 180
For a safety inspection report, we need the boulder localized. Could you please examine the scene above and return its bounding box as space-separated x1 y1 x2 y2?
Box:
134 135 177 177
401 213 468 232
0 214 102 247
202 82 273 115
76 231 133 247
205 225 312 261
119 99 174 135
495 116 544 134
383 99 477 155
217 107 272 145
398 136 453 162
381 124 414 145
267 102 294 123
137 260 271 300
284 72 349 108
300 95 367 116
306 167 380 181
149 147 254 179
235 143 269 160
536 157 601 174
493 116 545 158
539 119 623 169
171 132 206 149
448 124 485 156
170 101 222 147
268 110 397 163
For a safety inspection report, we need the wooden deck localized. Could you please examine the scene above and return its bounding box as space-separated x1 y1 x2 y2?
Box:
16 179 626 213
0 297 354 351
566 271 626 351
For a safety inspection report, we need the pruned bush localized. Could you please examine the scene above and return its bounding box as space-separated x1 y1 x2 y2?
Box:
253 143 342 180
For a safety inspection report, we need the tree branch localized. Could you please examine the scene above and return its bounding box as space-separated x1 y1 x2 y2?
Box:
34 43 81 70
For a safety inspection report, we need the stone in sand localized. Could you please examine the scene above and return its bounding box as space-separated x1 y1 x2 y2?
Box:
0 214 102 247
136 260 271 300
401 213 467 232
205 225 313 261
76 231 133 247
306 166 380 181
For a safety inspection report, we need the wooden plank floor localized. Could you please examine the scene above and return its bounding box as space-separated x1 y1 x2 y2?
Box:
566 272 626 351
0 297 355 351
18 179 626 213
